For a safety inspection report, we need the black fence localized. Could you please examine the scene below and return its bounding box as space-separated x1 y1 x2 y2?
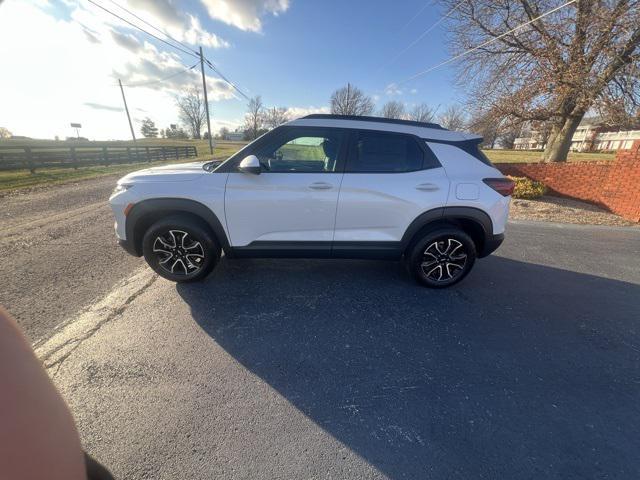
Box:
0 145 198 172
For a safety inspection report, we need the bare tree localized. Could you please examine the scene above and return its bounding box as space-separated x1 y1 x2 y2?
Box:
379 101 406 119
408 103 436 123
0 127 11 139
330 83 375 116
468 111 500 148
176 87 206 139
244 95 265 140
264 107 290 130
498 126 521 150
441 0 640 162
439 105 467 131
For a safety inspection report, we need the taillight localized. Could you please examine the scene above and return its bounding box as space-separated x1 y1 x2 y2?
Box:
483 178 515 196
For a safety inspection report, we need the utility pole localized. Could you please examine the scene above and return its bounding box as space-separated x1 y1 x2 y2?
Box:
199 46 213 155
118 79 137 146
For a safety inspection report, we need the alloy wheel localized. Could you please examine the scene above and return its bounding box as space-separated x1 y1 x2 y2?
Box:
152 230 205 275
420 238 468 282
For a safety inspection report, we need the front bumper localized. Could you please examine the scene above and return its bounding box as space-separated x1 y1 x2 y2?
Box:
479 233 504 258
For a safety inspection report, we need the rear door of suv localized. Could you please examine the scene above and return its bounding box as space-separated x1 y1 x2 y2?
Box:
333 130 449 253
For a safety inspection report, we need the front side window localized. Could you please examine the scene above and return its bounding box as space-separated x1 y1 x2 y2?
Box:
347 132 424 173
255 129 345 173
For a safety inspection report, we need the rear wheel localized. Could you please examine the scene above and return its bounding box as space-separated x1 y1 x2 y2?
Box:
407 228 476 288
142 216 220 283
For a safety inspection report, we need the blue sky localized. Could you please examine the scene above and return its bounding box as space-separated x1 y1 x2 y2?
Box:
0 0 466 140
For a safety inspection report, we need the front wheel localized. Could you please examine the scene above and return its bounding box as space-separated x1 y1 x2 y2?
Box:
142 216 220 283
407 228 477 288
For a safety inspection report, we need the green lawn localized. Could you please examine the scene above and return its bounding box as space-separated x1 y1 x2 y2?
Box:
483 149 615 163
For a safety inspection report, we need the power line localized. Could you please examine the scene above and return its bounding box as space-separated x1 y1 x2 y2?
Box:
203 57 250 101
379 0 465 72
393 0 577 86
85 0 248 102
84 0 198 59
400 1 431 31
118 63 198 87
105 0 197 56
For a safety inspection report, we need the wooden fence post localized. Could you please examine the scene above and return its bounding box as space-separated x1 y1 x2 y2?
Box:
175 147 179 160
70 147 78 169
161 147 167 161
145 146 151 162
126 147 132 163
102 146 109 166
25 147 35 174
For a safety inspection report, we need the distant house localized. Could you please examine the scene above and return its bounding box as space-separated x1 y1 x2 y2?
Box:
224 131 245 141
514 118 640 152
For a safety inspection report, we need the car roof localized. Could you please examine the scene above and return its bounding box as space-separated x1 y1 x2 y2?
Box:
286 114 481 142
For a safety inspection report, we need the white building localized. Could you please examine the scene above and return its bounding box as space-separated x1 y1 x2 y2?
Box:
224 131 245 141
514 118 640 152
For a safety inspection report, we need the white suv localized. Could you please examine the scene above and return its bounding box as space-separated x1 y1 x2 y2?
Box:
110 115 513 288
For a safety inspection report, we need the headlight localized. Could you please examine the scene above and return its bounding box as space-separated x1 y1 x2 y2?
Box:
112 183 132 195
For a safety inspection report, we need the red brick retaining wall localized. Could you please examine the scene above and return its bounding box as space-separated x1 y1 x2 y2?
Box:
494 140 640 222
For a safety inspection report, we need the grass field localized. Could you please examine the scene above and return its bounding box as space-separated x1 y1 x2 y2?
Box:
0 138 617 193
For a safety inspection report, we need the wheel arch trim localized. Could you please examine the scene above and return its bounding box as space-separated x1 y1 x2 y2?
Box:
126 198 231 256
400 206 494 250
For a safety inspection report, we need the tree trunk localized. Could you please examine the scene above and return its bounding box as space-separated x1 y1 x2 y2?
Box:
543 114 584 162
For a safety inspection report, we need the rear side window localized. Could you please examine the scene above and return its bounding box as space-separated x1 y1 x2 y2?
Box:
346 131 424 173
452 140 493 166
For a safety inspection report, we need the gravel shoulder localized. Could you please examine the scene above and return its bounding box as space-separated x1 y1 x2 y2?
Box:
510 195 637 227
0 175 143 343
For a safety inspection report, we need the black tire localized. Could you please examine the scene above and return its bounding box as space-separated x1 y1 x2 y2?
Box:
142 215 220 283
406 227 477 288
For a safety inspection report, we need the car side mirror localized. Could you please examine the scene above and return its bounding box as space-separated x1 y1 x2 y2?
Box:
238 155 261 175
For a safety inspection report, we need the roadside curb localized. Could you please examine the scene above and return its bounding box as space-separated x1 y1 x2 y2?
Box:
34 267 157 374
508 219 640 232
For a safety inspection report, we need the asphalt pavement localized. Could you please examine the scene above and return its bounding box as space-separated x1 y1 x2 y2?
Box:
36 220 640 479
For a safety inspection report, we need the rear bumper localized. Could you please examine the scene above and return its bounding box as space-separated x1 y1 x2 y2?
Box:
118 238 140 257
479 233 504 258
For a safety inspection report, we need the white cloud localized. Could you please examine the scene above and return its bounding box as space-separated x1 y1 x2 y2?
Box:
285 105 329 119
125 0 229 47
0 1 236 140
200 0 290 32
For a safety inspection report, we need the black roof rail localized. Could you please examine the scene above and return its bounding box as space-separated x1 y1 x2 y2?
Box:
301 114 446 130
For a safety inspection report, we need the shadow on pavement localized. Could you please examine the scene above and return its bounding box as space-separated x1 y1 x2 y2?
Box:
177 255 640 479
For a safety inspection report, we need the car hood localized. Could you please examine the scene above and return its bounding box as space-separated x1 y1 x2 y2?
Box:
119 162 207 183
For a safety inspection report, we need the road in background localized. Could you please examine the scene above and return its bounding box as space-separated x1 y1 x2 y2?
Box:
40 222 640 479
0 175 143 342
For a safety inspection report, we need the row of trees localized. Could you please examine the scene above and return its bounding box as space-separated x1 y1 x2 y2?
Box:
243 96 293 140
328 83 520 147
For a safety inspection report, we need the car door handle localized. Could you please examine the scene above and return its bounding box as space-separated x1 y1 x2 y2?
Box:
416 183 440 192
308 182 333 190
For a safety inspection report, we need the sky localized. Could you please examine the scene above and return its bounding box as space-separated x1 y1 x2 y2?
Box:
0 0 466 140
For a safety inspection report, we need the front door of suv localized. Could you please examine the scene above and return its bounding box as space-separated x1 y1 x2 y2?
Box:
334 130 449 248
225 127 347 251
